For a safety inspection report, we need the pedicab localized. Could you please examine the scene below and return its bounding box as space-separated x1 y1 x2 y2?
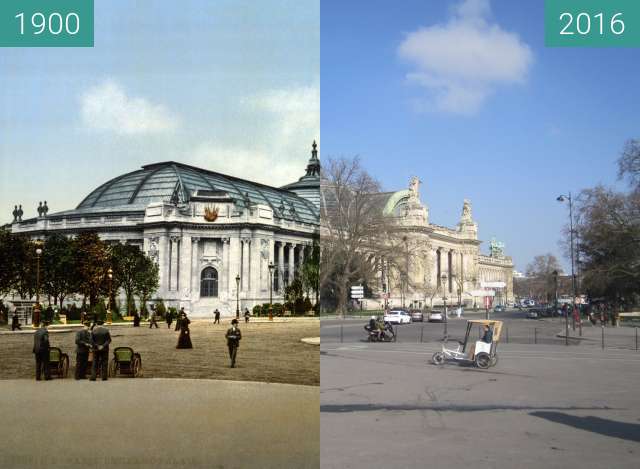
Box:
431 320 502 369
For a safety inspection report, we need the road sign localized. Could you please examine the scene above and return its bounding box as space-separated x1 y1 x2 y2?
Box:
351 285 364 299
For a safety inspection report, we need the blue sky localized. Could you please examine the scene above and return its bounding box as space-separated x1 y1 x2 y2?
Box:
1 0 319 223
321 0 640 271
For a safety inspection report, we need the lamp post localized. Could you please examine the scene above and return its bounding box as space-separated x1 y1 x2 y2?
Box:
557 193 578 343
441 273 448 341
107 268 113 325
33 245 43 327
235 274 240 319
268 262 275 321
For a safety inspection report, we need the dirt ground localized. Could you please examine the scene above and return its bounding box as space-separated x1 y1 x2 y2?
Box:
0 318 319 385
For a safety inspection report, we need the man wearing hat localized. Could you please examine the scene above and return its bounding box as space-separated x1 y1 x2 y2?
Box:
225 319 242 368
90 320 111 381
33 321 51 380
75 321 92 379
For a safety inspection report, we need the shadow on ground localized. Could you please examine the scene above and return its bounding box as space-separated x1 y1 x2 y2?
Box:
530 411 640 443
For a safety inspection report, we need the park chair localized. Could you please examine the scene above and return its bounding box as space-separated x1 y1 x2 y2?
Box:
48 347 69 379
109 347 142 378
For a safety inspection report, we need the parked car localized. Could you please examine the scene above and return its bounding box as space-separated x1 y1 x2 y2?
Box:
384 310 412 324
526 310 539 319
409 310 424 322
428 311 444 323
493 305 505 313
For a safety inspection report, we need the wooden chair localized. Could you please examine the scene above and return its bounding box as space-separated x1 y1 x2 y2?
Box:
48 347 69 379
108 347 142 378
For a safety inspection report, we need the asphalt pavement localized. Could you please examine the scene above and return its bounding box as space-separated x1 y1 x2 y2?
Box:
320 341 640 469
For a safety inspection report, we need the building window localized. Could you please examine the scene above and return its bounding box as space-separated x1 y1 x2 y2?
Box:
200 267 218 297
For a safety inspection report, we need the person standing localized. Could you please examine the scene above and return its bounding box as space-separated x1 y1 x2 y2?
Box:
176 312 193 349
149 309 159 329
244 308 250 323
75 321 92 380
33 321 51 381
90 320 111 381
11 312 21 331
225 319 242 368
213 309 220 325
175 308 185 331
166 310 173 329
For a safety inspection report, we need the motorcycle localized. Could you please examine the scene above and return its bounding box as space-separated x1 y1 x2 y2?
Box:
364 322 396 342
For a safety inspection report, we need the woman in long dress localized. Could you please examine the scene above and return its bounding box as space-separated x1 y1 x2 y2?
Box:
176 312 193 349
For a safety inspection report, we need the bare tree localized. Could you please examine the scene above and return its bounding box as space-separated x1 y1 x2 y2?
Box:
320 157 385 315
525 254 563 302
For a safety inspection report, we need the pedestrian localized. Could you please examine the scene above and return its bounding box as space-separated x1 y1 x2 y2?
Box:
75 321 92 380
176 312 193 349
166 310 173 329
90 320 111 381
175 307 185 331
133 311 141 327
149 309 159 329
225 319 242 368
213 308 220 324
244 307 250 323
11 312 22 331
33 321 51 381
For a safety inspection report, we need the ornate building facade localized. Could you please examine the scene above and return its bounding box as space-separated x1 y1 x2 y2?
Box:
10 144 320 317
369 177 513 309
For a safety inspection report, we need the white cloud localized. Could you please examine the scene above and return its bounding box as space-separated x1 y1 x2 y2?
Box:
398 0 532 115
80 80 179 134
188 84 319 187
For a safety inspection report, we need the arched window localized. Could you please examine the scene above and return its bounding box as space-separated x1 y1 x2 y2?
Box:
200 267 218 297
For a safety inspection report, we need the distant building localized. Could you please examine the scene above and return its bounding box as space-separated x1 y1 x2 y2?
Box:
323 176 514 309
10 143 320 317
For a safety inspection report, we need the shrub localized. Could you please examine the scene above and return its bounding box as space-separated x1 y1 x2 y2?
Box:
272 303 283 316
252 305 262 316
92 302 107 321
155 300 167 318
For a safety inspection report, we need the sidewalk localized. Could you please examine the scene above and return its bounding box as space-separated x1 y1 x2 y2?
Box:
0 378 319 468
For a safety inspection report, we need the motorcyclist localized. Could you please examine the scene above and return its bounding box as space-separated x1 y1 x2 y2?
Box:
366 316 380 339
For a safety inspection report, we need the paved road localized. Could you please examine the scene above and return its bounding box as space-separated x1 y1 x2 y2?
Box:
320 341 640 469
0 379 319 469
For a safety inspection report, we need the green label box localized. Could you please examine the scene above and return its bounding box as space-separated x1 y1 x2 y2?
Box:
0 0 93 47
545 0 640 47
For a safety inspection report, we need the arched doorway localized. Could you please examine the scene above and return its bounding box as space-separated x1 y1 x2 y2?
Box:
200 267 219 297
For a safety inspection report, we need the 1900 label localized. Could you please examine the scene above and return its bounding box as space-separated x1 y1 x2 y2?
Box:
0 0 93 47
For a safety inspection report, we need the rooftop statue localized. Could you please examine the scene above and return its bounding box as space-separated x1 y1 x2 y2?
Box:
461 199 472 222
489 238 505 258
408 176 421 201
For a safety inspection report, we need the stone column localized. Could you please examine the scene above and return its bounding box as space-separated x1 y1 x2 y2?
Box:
250 238 262 298
278 241 285 293
158 235 169 293
221 238 230 299
191 237 200 298
169 236 180 292
242 238 251 292
179 235 192 298
288 243 296 284
229 237 242 299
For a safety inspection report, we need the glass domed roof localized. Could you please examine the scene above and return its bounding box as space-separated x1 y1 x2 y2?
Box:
75 161 319 224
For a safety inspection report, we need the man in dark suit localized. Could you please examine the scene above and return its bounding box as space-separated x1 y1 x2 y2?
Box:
33 321 51 380
90 320 111 381
75 321 92 379
225 319 242 368
214 309 220 324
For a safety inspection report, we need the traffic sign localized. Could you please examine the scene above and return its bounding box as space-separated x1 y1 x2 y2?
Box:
351 285 364 299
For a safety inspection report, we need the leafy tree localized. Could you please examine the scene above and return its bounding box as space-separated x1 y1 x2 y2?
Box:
73 232 109 307
300 241 320 306
110 243 145 315
134 255 159 315
42 233 77 307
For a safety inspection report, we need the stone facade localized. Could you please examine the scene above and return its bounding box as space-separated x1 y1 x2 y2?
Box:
369 178 514 309
10 146 320 318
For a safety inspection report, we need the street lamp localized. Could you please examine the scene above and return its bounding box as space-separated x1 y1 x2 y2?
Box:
106 268 113 325
557 193 579 341
33 244 43 327
268 262 275 321
235 274 241 319
441 273 448 341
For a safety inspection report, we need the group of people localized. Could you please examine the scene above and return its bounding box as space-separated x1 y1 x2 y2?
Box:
32 319 112 381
